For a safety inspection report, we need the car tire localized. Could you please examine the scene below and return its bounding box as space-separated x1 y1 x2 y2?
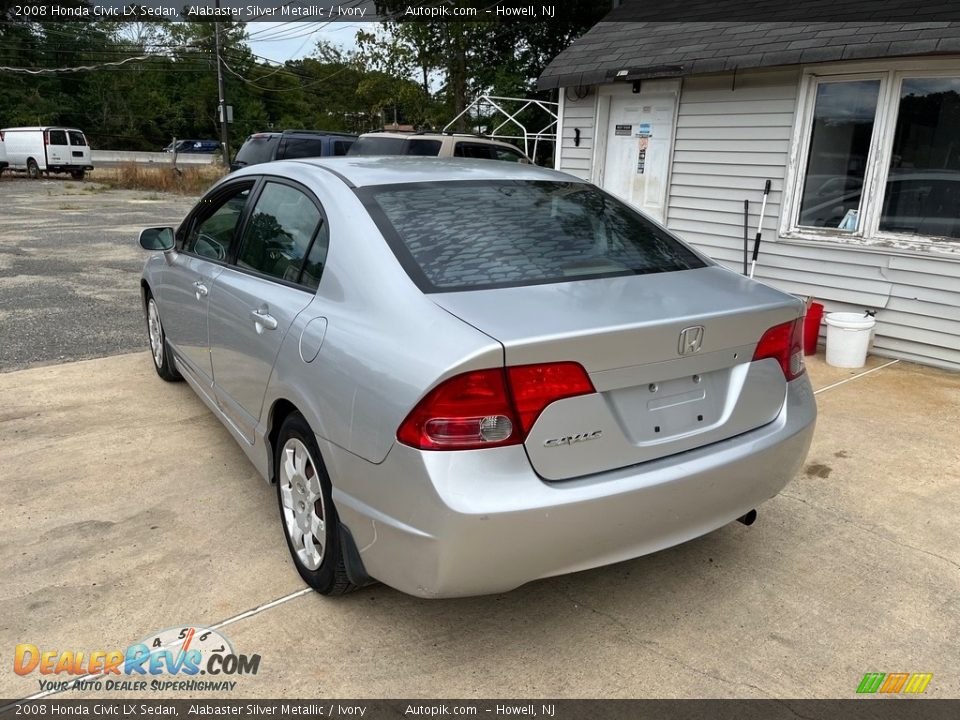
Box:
275 412 355 596
27 159 39 179
71 170 85 180
146 294 182 382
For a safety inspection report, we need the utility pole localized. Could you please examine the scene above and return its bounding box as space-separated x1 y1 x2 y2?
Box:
214 3 231 166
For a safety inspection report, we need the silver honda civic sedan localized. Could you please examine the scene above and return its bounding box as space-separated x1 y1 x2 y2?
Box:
138 157 816 598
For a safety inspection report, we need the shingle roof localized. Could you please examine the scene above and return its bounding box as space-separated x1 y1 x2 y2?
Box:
538 21 960 90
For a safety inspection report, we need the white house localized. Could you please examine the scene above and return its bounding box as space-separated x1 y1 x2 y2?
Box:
540 19 960 370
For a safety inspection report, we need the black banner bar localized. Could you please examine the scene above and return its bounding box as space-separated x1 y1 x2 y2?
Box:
2 699 960 720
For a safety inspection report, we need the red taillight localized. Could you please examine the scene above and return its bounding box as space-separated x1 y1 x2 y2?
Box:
44 132 48 145
753 318 805 381
507 362 595 434
397 362 595 451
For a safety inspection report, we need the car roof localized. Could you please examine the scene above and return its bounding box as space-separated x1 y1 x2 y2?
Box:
269 156 582 188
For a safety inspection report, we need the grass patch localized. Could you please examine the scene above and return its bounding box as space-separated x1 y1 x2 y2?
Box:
94 163 227 195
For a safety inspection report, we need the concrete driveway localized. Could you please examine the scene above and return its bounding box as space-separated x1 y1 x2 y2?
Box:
1 351 957 699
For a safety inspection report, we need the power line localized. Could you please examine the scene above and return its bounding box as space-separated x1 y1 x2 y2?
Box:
0 55 150 74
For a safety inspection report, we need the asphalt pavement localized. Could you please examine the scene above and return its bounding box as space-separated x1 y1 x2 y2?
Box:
0 177 196 371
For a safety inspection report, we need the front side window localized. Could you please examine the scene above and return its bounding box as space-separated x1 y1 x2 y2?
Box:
183 186 251 261
797 80 880 231
363 180 705 292
236 182 322 284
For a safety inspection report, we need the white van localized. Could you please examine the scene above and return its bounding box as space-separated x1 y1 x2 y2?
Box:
0 134 8 176
0 127 93 179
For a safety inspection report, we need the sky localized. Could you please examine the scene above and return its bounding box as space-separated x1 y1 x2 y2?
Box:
244 21 364 64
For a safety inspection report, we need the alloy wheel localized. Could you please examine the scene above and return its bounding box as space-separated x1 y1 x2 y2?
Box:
147 299 164 369
279 438 326 570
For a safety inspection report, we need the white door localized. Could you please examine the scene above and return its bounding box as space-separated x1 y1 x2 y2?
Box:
601 83 678 223
46 129 69 166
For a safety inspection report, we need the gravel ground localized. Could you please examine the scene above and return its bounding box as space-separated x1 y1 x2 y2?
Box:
0 177 198 371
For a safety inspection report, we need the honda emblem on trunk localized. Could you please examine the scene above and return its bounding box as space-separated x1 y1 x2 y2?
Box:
678 326 705 355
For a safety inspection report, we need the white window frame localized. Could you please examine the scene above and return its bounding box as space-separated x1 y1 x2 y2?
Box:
780 58 960 258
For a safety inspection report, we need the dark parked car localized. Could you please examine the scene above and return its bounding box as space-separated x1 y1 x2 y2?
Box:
231 130 356 172
164 139 221 154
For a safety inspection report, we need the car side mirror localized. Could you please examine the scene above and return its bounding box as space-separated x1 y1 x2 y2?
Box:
139 227 175 252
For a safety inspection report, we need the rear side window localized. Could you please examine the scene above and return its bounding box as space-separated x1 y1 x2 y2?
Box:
362 180 705 292
47 130 67 145
236 182 322 285
333 140 353 156
454 143 494 159
280 137 326 160
405 139 442 156
235 135 278 165
348 137 407 155
68 131 86 146
348 137 441 156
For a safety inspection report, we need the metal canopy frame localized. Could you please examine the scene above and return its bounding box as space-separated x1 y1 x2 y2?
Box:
443 94 559 161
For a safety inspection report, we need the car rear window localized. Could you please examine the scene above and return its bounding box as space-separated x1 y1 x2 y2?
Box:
235 135 277 165
68 131 86 146
361 180 706 292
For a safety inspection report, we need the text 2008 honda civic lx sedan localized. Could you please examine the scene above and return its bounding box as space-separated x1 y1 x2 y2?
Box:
138 157 816 598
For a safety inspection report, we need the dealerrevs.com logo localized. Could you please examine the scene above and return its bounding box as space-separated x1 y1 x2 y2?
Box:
13 626 260 693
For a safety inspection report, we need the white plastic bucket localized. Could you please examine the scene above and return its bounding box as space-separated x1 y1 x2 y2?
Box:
825 312 876 368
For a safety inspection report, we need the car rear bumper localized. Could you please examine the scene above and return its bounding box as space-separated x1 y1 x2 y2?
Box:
48 164 94 172
323 375 816 598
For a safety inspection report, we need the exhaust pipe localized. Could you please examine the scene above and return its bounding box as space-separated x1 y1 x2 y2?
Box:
737 509 757 526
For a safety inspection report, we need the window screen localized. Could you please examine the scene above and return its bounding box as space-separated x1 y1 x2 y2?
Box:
363 180 705 292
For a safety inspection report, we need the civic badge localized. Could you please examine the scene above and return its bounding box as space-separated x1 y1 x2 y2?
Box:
678 326 705 355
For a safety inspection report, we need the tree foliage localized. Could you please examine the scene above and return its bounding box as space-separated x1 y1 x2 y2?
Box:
0 10 609 155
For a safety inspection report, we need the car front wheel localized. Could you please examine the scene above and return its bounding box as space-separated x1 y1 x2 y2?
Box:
146 295 181 382
275 412 355 595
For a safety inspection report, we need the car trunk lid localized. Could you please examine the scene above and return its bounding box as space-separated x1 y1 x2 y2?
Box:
431 266 803 480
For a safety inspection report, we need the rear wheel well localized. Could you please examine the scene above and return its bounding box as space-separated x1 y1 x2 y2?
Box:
267 399 300 484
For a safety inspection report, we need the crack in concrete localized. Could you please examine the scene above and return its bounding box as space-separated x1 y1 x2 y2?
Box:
555 586 769 697
779 492 960 572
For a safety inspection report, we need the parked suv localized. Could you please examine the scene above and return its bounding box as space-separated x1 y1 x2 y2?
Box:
231 130 356 172
348 132 530 163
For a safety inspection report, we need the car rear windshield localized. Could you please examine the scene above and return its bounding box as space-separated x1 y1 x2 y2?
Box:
361 180 706 292
68 131 86 146
348 137 442 156
235 135 277 165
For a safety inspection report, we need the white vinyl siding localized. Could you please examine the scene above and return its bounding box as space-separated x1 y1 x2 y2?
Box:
665 68 960 371
556 91 596 179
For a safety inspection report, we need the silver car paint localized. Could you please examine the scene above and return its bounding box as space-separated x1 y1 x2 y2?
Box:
142 157 817 597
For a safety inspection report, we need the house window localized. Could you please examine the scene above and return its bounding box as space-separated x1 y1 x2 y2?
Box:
789 67 960 248
797 80 880 232
880 78 960 239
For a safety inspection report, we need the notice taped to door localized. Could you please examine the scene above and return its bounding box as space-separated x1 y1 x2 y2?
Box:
636 136 649 174
615 124 632 136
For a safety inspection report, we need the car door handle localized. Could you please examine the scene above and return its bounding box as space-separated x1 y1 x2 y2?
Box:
251 309 278 332
193 281 208 299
